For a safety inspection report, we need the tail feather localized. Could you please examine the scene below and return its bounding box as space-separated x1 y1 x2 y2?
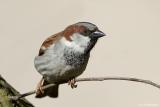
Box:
36 80 59 98
46 84 59 98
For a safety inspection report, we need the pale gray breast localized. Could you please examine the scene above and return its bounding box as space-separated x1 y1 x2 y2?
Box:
34 42 90 83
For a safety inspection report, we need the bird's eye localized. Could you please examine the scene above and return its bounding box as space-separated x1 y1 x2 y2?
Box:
81 30 90 36
83 30 87 34
81 28 97 36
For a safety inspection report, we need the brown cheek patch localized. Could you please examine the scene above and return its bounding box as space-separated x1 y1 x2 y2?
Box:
63 25 85 41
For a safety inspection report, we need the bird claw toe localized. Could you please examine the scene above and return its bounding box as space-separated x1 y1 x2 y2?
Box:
68 78 77 89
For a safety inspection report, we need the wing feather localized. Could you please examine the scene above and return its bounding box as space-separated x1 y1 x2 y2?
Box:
38 32 63 56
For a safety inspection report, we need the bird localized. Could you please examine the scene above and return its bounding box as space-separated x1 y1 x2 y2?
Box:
34 22 106 98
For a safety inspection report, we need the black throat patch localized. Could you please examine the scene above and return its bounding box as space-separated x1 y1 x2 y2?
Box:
63 48 90 68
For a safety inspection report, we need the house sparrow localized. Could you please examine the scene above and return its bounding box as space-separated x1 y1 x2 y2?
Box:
34 22 105 98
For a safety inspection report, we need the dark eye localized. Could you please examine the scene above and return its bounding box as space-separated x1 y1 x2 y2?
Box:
81 28 97 36
85 30 90 34
83 29 95 36
80 30 89 36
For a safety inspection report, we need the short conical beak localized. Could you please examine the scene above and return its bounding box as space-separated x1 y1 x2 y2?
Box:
91 29 106 38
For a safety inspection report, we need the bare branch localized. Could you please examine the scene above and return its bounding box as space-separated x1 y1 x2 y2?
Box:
9 76 160 101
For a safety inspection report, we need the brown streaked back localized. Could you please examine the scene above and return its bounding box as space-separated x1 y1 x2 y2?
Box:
38 32 63 56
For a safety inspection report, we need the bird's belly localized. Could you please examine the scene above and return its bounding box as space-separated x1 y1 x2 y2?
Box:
34 55 85 83
46 66 84 83
40 65 85 83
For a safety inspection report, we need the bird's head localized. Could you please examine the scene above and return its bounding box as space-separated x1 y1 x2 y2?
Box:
62 22 106 53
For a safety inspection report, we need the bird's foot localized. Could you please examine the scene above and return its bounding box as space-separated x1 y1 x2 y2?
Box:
35 78 45 97
68 78 77 89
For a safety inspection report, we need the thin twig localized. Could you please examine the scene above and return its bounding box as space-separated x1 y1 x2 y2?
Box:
9 76 160 100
